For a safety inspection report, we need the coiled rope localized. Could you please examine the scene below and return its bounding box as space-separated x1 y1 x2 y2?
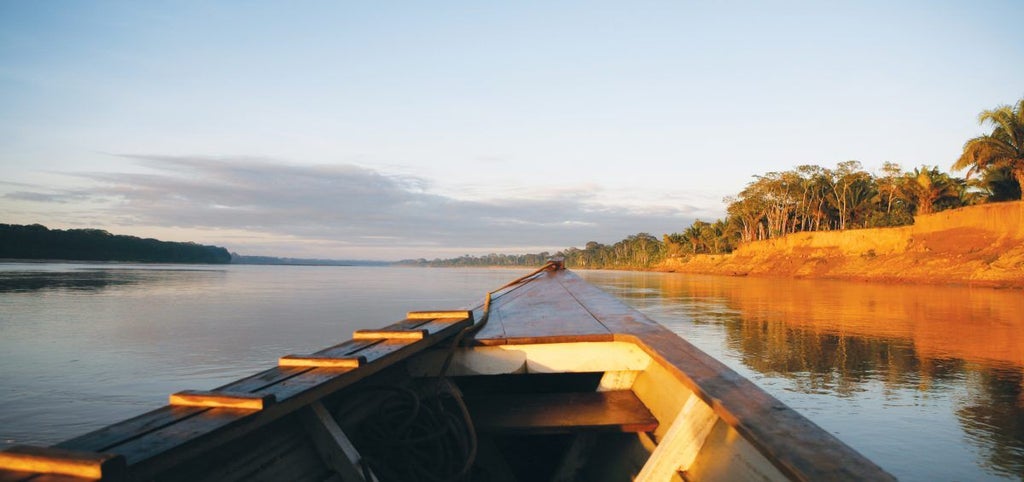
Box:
350 261 561 482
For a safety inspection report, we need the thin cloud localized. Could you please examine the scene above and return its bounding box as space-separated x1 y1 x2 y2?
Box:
3 190 94 204
13 155 700 257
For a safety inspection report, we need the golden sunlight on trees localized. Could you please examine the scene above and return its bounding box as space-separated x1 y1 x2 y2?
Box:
953 98 1024 200
406 98 1023 268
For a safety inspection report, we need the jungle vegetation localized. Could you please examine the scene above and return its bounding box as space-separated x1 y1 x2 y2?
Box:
404 98 1024 269
0 224 232 263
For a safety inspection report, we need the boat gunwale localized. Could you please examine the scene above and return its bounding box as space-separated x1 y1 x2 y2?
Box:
475 268 896 482
0 266 895 482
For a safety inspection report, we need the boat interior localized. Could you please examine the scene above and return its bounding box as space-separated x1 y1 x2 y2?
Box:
60 340 789 482
0 263 893 481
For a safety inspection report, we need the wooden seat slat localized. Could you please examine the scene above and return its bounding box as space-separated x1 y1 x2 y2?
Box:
474 275 612 345
352 329 428 340
465 390 657 434
278 354 366 368
55 406 207 453
58 317 473 474
552 269 895 481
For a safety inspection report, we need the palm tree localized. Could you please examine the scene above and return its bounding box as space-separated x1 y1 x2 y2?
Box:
952 99 1024 199
905 166 963 215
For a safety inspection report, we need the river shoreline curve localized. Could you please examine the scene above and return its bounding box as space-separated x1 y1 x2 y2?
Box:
654 201 1024 289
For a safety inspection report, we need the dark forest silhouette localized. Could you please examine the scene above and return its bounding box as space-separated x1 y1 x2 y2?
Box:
0 224 231 263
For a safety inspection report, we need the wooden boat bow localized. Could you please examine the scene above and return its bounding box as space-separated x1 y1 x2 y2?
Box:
0 263 894 481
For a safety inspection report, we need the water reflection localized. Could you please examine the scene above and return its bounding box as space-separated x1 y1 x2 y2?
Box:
959 368 1024 478
0 264 530 449
580 271 1024 480
0 266 225 294
0 270 139 293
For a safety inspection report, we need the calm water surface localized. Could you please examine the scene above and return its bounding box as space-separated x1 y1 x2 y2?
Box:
578 271 1024 482
1 264 1022 481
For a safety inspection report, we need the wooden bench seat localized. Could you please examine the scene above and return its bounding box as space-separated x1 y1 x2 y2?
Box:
465 390 658 434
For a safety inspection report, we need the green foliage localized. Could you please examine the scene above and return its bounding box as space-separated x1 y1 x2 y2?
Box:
708 161 972 248
397 234 666 269
0 224 231 263
953 98 1024 199
409 99 1019 268
973 166 1022 201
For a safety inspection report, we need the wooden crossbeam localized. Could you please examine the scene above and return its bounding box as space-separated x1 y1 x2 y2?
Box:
0 445 125 480
352 329 428 340
301 402 378 482
466 390 658 434
406 310 474 321
168 390 276 410
279 354 366 368
635 392 719 481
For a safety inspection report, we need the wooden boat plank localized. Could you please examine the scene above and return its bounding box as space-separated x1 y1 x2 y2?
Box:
265 341 417 402
301 402 377 482
86 317 473 475
551 269 894 481
476 276 611 344
169 391 276 410
634 392 719 480
406 310 473 320
55 406 207 453
0 446 124 481
641 334 895 480
278 354 366 368
466 390 657 434
214 339 379 395
106 408 255 469
351 329 428 340
218 335 395 395
158 412 327 482
466 304 506 343
467 273 554 345
0 472 91 482
552 270 666 335
31 265 893 481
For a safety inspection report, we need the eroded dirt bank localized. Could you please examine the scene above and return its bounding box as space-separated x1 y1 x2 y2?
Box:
657 201 1024 288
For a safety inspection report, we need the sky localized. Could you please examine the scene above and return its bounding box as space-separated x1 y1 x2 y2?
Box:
2 1 1022 260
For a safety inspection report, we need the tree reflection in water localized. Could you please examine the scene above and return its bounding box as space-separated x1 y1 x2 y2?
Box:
580 271 1024 479
0 270 137 293
0 267 224 293
958 368 1024 478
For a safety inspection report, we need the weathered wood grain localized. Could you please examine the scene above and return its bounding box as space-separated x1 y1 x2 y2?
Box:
169 391 275 410
51 316 469 480
406 310 473 320
278 354 366 368
41 265 893 481
466 390 657 434
474 273 612 344
552 269 895 481
351 329 427 340
0 446 124 481
634 392 718 481
301 402 376 482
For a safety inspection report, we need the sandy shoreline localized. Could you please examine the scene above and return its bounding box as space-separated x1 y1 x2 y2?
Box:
651 201 1024 289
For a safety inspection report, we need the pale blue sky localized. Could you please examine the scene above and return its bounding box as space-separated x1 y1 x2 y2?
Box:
2 1 1022 259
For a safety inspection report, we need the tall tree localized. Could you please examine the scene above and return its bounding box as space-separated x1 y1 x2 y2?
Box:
952 99 1024 199
904 166 963 215
824 161 875 230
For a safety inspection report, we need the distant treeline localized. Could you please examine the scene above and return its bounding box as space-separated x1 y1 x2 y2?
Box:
402 98 1024 269
0 224 231 263
396 233 664 269
231 253 390 266
398 159 1018 270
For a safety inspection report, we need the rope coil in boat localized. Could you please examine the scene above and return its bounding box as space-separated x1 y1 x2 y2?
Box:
348 261 561 482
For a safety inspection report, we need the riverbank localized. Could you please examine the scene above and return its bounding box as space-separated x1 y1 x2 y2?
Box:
656 201 1024 288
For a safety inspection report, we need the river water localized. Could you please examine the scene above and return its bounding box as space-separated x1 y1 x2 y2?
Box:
0 263 1021 480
